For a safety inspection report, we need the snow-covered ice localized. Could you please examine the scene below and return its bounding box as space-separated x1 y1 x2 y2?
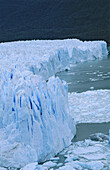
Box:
0 39 108 168
68 90 110 123
0 168 7 170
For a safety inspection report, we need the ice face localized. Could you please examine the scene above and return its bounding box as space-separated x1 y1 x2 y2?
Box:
0 75 76 168
0 39 108 168
0 39 108 81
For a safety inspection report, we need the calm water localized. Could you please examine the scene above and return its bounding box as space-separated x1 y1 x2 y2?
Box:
56 49 110 93
0 0 109 44
73 122 110 142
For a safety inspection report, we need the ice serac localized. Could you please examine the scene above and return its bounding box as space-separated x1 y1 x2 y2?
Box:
71 41 108 64
0 39 108 168
0 74 75 168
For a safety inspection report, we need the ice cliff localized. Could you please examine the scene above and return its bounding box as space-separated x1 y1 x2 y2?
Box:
0 39 108 80
0 74 75 168
0 39 108 168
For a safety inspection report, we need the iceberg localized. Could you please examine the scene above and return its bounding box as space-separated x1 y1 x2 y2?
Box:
0 39 108 168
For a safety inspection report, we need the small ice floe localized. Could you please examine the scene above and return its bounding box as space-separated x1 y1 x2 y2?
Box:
89 133 109 142
21 162 38 170
56 163 63 167
93 72 97 74
97 74 103 77
58 163 77 170
0 167 7 170
50 157 59 162
67 82 72 85
90 86 94 90
77 161 104 170
42 161 57 168
89 78 98 81
81 153 106 160
22 161 56 170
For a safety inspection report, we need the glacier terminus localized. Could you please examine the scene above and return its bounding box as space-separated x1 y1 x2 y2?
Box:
0 39 108 169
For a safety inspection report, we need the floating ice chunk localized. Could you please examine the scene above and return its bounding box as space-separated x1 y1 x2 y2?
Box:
81 153 106 160
21 162 38 170
56 163 63 167
89 133 109 142
90 86 94 90
0 168 7 170
59 164 76 170
50 157 59 161
65 157 73 162
77 161 104 170
73 146 101 155
42 161 56 167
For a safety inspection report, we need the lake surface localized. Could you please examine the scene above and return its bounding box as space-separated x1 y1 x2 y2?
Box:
0 0 109 44
56 57 110 93
73 122 110 142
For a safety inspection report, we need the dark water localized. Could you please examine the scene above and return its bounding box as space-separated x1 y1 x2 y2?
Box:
0 0 109 44
73 122 110 142
57 53 110 93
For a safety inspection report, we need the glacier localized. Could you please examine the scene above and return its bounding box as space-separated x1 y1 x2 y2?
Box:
0 39 108 80
0 39 108 168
